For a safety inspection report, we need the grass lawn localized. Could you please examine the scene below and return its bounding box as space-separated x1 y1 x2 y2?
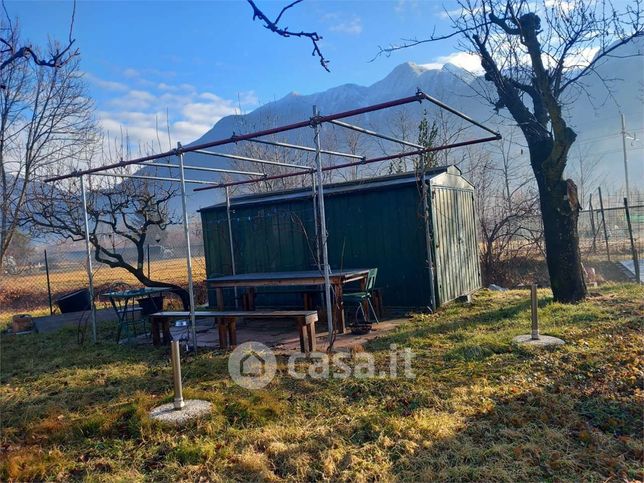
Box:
1 283 642 481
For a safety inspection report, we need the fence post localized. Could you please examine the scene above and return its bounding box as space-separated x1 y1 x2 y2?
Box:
624 197 641 284
531 283 539 340
44 249 53 315
598 187 610 261
147 243 150 279
588 194 597 254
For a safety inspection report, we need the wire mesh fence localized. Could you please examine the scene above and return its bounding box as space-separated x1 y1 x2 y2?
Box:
578 196 643 282
0 241 207 325
1 190 640 325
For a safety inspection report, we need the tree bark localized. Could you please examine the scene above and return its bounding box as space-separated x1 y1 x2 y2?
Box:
532 146 587 302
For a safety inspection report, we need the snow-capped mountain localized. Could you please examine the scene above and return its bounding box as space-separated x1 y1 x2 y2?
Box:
147 38 644 212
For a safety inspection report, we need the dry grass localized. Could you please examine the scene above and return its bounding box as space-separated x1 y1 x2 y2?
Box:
0 257 206 326
1 283 642 481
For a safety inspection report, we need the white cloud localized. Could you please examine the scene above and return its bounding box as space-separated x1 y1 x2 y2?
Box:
543 0 575 13
92 69 259 152
329 16 363 35
420 52 484 74
83 72 128 91
394 0 419 14
122 68 140 79
438 6 482 19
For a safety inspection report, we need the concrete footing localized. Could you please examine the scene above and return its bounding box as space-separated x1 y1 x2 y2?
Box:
512 334 565 347
149 399 212 425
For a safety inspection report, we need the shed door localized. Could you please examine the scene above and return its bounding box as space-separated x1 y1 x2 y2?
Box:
430 186 481 305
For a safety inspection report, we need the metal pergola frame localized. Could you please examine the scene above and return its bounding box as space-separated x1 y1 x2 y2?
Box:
45 90 500 351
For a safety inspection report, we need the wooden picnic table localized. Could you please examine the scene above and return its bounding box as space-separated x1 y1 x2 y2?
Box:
205 269 371 334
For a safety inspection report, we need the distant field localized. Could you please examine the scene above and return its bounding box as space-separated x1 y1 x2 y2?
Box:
0 257 207 326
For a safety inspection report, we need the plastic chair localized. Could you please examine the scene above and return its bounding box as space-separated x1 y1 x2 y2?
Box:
343 268 379 324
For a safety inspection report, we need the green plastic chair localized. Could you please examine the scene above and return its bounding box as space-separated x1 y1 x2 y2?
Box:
343 268 379 324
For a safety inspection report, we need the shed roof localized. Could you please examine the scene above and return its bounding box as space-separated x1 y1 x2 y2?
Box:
199 165 465 213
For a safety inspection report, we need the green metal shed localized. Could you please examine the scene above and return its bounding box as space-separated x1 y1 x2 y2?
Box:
199 165 480 310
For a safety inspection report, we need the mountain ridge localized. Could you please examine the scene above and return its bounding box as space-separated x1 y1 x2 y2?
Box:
140 40 644 211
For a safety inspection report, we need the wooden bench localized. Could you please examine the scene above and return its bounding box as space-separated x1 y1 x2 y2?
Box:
149 310 318 353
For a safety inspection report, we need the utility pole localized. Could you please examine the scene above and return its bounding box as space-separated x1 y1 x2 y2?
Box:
620 113 636 204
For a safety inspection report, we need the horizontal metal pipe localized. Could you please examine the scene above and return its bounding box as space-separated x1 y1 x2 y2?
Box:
419 92 501 137
193 134 501 192
246 138 364 160
138 161 265 177
44 93 425 183
90 172 221 185
328 119 424 149
193 149 313 171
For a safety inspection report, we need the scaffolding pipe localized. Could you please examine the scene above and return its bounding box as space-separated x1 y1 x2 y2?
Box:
177 143 198 352
194 135 501 192
80 175 97 343
311 172 320 268
328 119 424 149
193 149 313 171
246 138 364 160
44 92 427 183
422 175 437 311
138 161 266 177
90 172 225 185
313 106 335 347
225 187 239 308
419 92 500 137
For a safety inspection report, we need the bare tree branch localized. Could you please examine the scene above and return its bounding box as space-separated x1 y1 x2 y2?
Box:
0 0 79 75
246 0 330 72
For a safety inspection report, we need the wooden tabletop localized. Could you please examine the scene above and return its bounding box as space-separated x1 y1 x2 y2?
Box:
205 269 370 287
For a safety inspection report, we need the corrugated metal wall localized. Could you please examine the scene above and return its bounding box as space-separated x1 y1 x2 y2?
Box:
429 179 481 305
201 169 481 309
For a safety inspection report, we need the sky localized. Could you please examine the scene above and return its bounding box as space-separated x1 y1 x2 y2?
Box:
7 0 476 148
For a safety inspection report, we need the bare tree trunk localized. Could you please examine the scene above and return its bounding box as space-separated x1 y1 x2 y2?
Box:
533 148 586 302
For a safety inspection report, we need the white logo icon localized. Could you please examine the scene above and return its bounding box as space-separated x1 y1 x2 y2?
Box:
228 341 277 389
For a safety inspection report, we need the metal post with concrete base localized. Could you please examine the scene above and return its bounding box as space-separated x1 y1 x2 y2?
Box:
512 284 565 347
171 340 185 410
149 340 212 425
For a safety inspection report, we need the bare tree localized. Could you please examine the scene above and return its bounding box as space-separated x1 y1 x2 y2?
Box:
0 45 95 268
1 2 78 74
377 0 643 302
26 162 191 309
567 143 602 208
461 140 543 285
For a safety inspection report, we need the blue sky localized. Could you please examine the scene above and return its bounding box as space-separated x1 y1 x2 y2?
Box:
8 0 474 148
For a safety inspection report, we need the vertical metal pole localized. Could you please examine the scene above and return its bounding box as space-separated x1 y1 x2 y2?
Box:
44 249 53 315
588 194 597 254
80 175 97 343
147 243 151 279
311 172 320 268
621 113 631 203
421 172 436 311
530 283 539 340
171 340 185 410
624 197 641 284
598 187 610 261
225 187 239 308
313 106 334 347
177 143 197 352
